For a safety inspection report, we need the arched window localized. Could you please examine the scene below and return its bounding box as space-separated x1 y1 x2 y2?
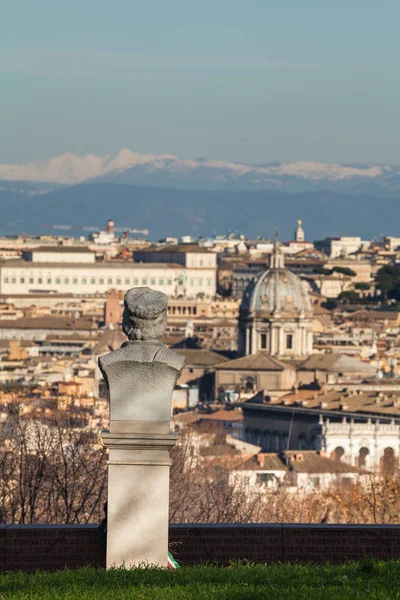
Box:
331 446 345 462
382 447 396 477
358 447 369 468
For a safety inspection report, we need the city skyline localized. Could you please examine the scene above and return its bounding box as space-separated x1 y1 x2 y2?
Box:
2 0 400 165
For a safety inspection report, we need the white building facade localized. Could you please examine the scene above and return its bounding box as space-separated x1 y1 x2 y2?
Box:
315 237 371 258
0 259 216 299
323 417 400 472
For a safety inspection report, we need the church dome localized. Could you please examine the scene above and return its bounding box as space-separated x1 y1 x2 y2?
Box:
240 238 312 318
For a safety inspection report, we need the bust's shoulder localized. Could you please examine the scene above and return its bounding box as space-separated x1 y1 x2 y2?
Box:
154 346 185 371
98 342 185 373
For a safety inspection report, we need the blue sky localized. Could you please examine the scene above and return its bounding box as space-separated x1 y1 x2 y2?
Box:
1 0 399 164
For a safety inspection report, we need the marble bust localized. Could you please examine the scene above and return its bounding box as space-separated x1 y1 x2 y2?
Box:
98 287 185 431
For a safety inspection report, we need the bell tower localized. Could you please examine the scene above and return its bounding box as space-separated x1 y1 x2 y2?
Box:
295 219 305 242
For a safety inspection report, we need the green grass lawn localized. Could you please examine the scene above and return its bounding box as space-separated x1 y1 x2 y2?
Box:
1 561 400 599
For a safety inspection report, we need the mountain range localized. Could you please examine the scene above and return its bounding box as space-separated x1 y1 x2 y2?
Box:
1 148 400 241
1 148 400 196
0 183 398 241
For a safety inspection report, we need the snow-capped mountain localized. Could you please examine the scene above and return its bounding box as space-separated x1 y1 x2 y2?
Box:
1 148 399 195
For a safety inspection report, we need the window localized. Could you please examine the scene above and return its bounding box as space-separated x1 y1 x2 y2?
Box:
125 278 130 285
286 334 293 350
260 333 267 349
190 279 194 286
199 278 203 285
358 447 369 468
64 278 69 284
167 279 172 285
29 278 34 284
55 278 60 284
200 260 203 266
20 277 25 284
90 278 96 284
207 278 212 286
257 473 275 484
150 278 156 285
82 278 87 284
38 278 43 284
133 278 139 285
99 278 104 285
11 278 16 284
159 279 164 285
116 278 121 285
142 278 147 285
4 277 9 283
107 278 113 285
73 278 78 284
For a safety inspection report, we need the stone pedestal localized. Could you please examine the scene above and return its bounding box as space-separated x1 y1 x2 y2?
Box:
98 287 185 569
101 430 177 568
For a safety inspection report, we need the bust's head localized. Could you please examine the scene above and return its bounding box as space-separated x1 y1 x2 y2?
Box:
122 287 167 341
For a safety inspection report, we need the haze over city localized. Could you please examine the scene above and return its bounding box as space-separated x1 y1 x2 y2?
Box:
2 0 400 165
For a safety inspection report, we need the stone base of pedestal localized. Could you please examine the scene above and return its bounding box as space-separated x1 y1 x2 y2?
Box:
101 431 177 568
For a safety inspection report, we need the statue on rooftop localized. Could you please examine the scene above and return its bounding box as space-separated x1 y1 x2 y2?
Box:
98 287 185 429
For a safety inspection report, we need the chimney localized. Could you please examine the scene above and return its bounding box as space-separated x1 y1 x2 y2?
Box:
257 454 265 468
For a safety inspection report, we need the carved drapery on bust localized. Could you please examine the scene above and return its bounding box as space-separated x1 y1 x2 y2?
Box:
98 287 185 429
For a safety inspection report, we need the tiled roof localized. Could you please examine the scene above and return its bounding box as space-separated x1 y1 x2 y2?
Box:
254 387 400 419
149 245 212 254
239 451 366 474
347 310 399 322
1 260 182 269
241 453 286 471
93 327 126 355
198 409 243 422
29 246 93 253
215 352 292 372
287 451 366 474
299 353 375 374
0 316 98 330
175 349 230 367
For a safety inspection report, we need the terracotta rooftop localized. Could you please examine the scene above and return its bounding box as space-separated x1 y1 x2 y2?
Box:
286 451 366 474
346 310 399 322
175 349 230 367
27 246 93 253
93 327 126 355
141 245 212 254
198 409 243 422
239 451 366 474
0 316 99 330
299 353 375 374
253 387 400 419
215 352 292 372
1 260 183 269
